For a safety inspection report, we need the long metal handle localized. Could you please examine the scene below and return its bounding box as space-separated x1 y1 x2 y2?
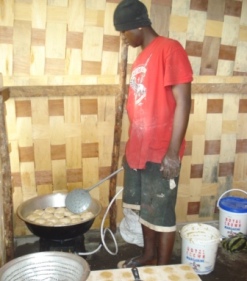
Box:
87 167 124 192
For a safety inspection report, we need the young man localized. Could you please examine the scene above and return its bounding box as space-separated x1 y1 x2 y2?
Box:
113 0 193 267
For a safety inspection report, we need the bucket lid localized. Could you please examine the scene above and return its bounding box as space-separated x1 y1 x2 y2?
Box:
219 196 247 213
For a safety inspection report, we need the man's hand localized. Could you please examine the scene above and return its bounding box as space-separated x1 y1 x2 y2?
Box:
160 153 180 179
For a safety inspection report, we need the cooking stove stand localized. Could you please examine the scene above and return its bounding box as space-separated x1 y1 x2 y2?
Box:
39 235 87 256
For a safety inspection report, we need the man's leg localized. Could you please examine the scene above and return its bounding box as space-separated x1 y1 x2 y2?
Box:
157 231 176 265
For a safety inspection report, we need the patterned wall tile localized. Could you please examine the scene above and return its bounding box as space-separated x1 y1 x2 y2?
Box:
80 98 98 115
219 162 234 177
48 99 64 116
51 144 66 160
15 100 31 117
207 99 223 113
35 170 53 185
190 0 208 12
19 146 34 162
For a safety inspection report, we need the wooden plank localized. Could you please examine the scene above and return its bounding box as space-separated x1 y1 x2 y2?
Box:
82 26 103 61
30 46 45 75
109 41 128 232
33 139 51 171
0 87 14 263
200 36 221 75
32 0 47 29
13 20 31 75
46 22 67 59
9 85 119 97
52 159 66 190
65 137 81 168
68 0 85 32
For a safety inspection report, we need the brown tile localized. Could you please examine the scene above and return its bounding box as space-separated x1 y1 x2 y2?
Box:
204 140 221 155
80 99 98 115
11 172 22 187
239 99 247 113
45 58 65 75
187 201 200 215
0 26 13 44
35 170 52 185
190 0 208 11
184 141 192 156
207 99 223 113
67 169 82 183
103 35 120 52
225 0 242 17
236 139 247 153
48 99 64 116
233 71 247 76
31 28 45 46
81 143 99 158
190 164 203 178
81 61 101 75
99 166 112 180
207 0 225 21
15 100 31 117
200 36 221 75
13 56 30 75
219 162 234 177
19 146 34 162
66 31 83 49
219 45 236 61
51 144 66 160
185 41 203 57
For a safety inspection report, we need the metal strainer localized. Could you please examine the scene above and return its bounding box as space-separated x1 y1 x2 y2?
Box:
65 167 123 213
0 252 90 281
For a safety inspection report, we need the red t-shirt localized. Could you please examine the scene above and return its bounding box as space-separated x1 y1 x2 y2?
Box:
125 36 193 169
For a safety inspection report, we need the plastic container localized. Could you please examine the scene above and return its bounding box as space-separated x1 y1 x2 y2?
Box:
217 189 247 238
180 223 221 275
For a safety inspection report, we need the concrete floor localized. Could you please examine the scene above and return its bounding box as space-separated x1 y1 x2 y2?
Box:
14 224 247 281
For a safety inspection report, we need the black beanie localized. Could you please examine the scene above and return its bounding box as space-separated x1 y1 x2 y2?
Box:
114 0 151 31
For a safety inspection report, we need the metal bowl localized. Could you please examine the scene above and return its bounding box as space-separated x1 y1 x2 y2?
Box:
17 192 102 240
0 251 90 281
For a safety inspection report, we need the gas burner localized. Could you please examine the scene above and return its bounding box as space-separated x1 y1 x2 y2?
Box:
39 235 86 254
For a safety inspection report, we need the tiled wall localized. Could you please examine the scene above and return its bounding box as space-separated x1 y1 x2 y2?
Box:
0 0 247 235
0 0 246 85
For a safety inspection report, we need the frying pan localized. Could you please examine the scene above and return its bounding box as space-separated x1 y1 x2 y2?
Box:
17 192 101 240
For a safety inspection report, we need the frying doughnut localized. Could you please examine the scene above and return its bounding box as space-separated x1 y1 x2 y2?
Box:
45 207 55 213
33 209 44 216
34 218 47 225
26 214 40 222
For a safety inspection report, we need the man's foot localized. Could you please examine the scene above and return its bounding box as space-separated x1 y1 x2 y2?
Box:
117 256 157 268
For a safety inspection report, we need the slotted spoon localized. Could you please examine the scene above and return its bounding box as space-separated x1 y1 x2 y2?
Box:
65 167 123 213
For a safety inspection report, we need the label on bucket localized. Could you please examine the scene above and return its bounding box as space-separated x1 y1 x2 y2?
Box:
184 244 215 274
219 212 247 237
180 224 220 275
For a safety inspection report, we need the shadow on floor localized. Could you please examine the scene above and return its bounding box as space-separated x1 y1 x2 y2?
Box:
14 229 247 281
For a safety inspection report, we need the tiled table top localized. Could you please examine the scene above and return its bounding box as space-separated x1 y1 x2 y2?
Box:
87 264 202 281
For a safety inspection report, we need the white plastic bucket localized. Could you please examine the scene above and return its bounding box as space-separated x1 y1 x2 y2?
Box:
180 223 221 275
217 189 247 238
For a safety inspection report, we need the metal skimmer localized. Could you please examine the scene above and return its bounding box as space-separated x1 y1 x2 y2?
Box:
65 167 123 213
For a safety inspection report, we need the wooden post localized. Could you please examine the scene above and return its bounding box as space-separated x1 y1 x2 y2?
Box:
0 78 14 263
109 41 128 233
